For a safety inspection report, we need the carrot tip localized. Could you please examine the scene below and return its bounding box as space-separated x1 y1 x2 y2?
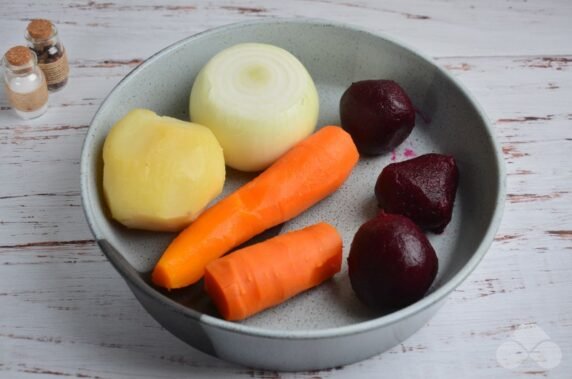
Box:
151 264 172 289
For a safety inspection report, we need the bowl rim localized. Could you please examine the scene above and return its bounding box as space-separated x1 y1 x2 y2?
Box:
80 18 506 340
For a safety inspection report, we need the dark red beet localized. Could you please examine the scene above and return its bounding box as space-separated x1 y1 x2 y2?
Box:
348 212 438 309
339 80 415 155
375 153 459 234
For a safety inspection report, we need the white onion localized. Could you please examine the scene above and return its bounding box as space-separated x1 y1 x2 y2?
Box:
189 43 319 172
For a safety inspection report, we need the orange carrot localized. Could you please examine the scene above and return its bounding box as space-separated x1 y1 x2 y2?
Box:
204 222 342 321
152 126 359 289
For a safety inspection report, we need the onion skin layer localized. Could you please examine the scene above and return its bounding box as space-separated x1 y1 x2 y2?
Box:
190 43 319 172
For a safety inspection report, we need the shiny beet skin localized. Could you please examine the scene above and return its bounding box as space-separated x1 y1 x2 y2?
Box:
339 80 415 155
348 212 438 309
375 153 459 234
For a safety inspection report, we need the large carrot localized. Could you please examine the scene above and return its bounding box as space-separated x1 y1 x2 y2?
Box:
152 126 359 289
204 222 342 321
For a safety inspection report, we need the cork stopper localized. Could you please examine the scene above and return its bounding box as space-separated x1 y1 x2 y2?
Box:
4 46 33 66
27 19 53 40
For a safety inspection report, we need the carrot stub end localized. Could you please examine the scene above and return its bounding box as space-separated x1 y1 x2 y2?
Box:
204 222 343 321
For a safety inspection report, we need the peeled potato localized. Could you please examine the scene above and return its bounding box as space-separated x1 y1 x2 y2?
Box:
190 43 319 172
102 109 225 232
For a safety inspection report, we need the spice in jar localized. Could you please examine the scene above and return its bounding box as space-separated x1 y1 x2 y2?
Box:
2 46 49 119
26 19 69 91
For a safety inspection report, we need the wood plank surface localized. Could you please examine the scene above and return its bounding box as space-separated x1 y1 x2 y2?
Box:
1 1 571 378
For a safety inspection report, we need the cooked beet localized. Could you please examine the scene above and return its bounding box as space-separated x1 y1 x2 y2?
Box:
375 153 459 233
348 212 438 309
339 80 415 155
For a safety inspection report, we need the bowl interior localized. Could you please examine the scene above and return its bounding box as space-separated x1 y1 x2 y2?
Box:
82 21 502 331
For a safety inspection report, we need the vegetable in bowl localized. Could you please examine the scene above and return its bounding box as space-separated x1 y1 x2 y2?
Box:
190 43 319 172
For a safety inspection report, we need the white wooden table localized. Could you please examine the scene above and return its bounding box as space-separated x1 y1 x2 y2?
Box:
1 1 571 378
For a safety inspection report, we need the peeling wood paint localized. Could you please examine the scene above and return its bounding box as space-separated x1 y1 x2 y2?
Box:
0 239 95 249
15 364 105 379
494 233 522 242
443 62 472 71
502 144 530 159
308 0 431 20
220 6 268 14
497 115 554 123
518 56 572 70
506 192 566 203
96 59 143 68
507 169 534 176
546 230 572 239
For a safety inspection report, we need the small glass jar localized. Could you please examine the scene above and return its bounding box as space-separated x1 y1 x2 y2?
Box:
2 46 49 119
26 19 69 91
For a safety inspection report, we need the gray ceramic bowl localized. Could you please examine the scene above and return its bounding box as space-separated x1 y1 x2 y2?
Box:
81 19 505 371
